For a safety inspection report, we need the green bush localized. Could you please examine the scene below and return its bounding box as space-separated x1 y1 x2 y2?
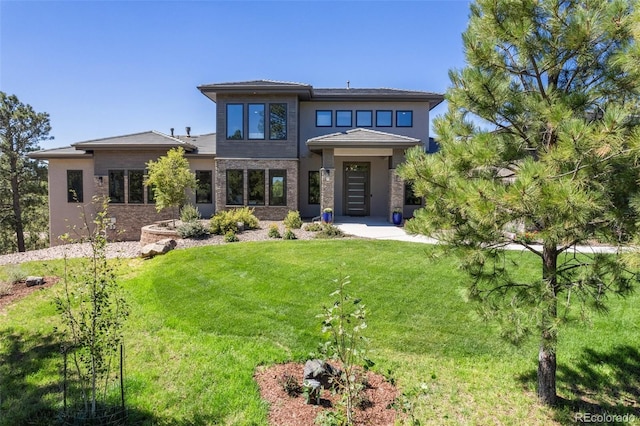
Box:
304 222 323 232
210 208 259 235
0 282 13 297
177 220 209 239
3 264 26 284
283 228 297 240
180 204 201 222
314 224 345 239
283 210 303 229
268 224 282 239
224 231 239 243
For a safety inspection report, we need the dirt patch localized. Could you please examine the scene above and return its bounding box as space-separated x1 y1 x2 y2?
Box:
0 276 59 311
255 362 399 425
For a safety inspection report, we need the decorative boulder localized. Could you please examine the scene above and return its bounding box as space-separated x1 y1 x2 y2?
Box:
25 276 44 287
140 238 177 259
303 359 341 391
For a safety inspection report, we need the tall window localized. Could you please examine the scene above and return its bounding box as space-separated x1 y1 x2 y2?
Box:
226 169 244 205
269 170 286 206
226 104 244 140
248 104 265 139
308 171 320 205
196 170 212 204
128 170 145 204
109 170 125 203
396 110 413 127
316 110 332 127
248 170 265 205
356 110 373 127
67 170 83 202
269 103 287 140
376 110 392 127
336 110 352 127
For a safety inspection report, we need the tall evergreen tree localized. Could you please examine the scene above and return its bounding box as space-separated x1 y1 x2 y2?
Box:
0 92 51 253
398 0 640 405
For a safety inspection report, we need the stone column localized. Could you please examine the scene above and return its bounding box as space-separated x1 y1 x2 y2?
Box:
320 167 334 214
388 169 404 223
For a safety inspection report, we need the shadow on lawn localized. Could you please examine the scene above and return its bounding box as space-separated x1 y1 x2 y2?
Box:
518 345 640 425
0 328 159 425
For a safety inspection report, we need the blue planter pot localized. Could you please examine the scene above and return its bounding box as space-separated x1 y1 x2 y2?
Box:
322 211 333 224
392 211 403 226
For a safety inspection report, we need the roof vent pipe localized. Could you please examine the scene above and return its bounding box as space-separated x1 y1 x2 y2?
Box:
347 80 350 89
186 126 191 137
170 128 174 137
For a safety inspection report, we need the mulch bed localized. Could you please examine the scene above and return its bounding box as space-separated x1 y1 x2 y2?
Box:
0 276 59 312
255 362 399 425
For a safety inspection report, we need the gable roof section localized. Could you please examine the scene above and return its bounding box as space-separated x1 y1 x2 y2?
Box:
306 128 421 152
71 131 197 151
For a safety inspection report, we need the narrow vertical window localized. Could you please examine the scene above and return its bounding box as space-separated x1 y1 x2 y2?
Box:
269 170 287 206
226 104 244 140
248 169 265 205
67 170 83 202
248 104 265 139
308 171 320 205
226 169 244 205
108 170 125 203
196 170 212 204
269 103 287 140
128 170 144 204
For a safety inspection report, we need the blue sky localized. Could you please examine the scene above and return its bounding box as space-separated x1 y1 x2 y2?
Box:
1 1 471 150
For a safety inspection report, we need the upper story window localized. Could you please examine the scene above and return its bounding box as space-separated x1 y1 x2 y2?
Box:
356 110 373 127
376 110 392 127
248 104 265 139
316 110 332 127
396 110 413 127
226 104 244 140
336 110 352 127
269 103 287 140
67 170 83 203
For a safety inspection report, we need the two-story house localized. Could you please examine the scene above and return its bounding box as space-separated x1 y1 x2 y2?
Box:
31 80 443 245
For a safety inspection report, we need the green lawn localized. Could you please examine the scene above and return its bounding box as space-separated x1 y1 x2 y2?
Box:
0 239 638 425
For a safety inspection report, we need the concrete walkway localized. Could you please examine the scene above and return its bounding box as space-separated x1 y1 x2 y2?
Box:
334 216 622 254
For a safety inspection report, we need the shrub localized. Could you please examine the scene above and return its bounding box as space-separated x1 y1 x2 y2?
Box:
283 229 297 240
177 220 209 239
268 224 282 239
314 224 345 239
210 208 259 235
283 210 303 229
180 204 201 222
0 281 13 297
278 373 302 397
4 264 26 284
304 222 323 232
224 231 239 243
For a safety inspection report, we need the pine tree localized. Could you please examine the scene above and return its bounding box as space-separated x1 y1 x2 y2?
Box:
398 0 640 405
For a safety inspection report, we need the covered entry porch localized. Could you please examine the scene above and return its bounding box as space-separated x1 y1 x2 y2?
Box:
306 128 422 222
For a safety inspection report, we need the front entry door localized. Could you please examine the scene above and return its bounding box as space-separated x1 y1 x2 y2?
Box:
344 162 370 216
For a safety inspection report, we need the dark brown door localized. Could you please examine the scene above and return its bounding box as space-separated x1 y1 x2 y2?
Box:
344 162 370 216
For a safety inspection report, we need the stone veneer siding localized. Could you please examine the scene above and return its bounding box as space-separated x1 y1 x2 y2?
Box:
388 169 404 223
215 158 299 220
320 167 335 215
94 175 174 242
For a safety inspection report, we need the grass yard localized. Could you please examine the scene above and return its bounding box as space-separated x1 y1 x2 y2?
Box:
0 239 638 425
